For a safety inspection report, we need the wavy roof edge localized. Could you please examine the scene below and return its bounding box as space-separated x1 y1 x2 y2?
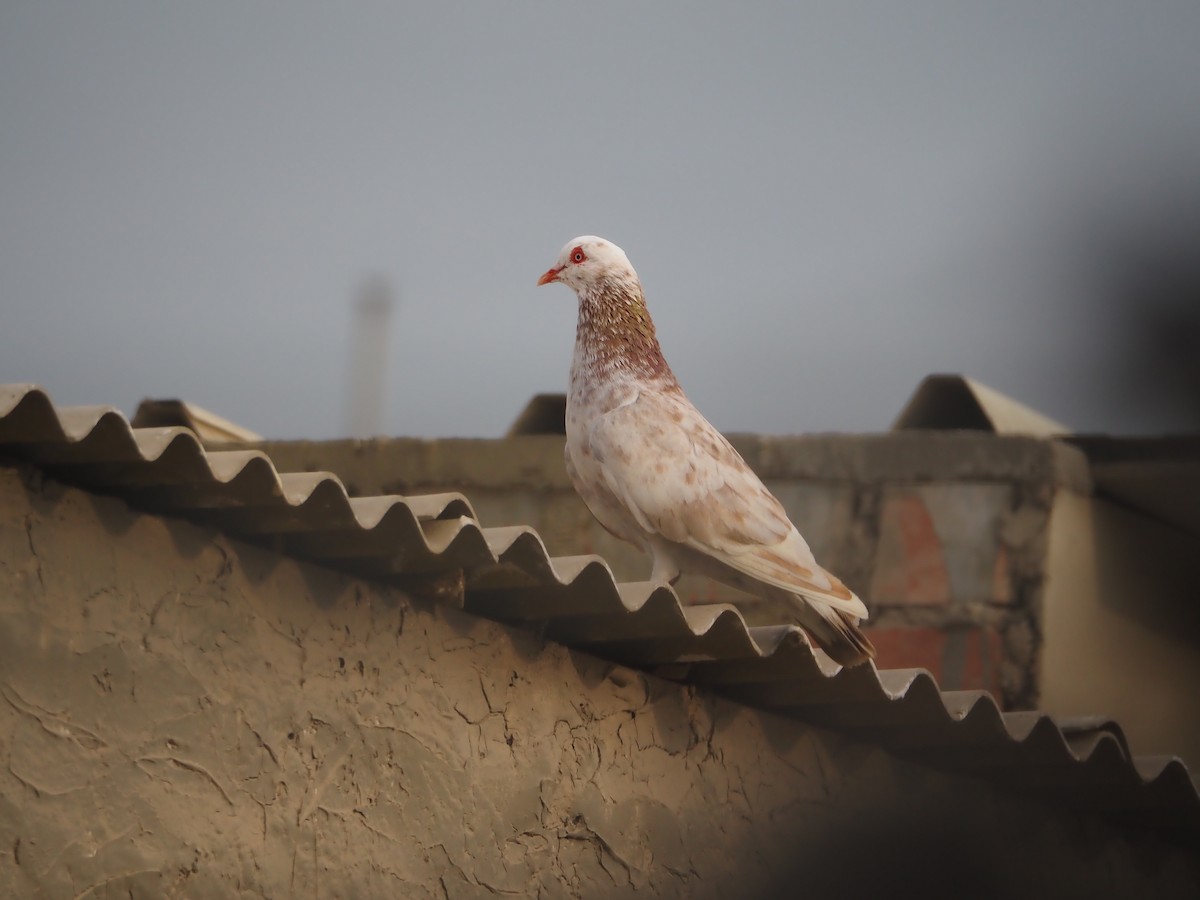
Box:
1 383 1196 840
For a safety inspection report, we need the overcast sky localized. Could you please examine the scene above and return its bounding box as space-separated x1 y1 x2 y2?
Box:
3 3 1199 438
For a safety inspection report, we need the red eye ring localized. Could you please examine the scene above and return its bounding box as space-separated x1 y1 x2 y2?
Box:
570 247 587 264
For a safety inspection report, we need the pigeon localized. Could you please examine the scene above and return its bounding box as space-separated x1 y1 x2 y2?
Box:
538 235 875 666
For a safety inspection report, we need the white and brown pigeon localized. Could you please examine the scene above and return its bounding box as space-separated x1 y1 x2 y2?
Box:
538 235 875 666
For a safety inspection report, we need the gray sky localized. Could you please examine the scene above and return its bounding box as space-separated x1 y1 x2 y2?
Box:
3 2 1199 438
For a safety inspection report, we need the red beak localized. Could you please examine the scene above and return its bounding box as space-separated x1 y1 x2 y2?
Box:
537 266 563 286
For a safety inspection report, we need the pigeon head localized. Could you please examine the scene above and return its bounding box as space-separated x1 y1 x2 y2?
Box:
542 234 674 385
537 236 638 295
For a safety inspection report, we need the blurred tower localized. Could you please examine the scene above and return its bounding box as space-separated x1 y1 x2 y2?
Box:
344 275 395 438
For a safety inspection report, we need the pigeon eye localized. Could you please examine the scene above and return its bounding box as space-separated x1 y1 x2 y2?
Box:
571 248 587 264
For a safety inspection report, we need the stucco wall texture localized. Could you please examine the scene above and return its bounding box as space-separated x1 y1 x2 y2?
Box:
1 465 1195 898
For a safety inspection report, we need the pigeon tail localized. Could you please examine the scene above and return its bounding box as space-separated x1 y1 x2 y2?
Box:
802 600 876 667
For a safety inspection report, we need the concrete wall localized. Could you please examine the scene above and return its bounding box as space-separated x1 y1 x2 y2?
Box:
1042 490 1200 771
251 433 1088 710
2 465 1196 897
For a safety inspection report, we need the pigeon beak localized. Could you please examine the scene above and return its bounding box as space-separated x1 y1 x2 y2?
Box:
537 266 563 286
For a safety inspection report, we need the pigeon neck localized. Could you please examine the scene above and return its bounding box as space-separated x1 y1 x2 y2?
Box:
574 279 678 386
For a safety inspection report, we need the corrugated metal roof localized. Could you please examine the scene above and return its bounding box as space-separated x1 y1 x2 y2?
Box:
894 374 1068 436
1 383 1196 842
130 397 262 444
507 392 566 436
1068 435 1200 539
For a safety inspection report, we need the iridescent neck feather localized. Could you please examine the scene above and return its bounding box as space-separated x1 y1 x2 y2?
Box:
573 272 678 386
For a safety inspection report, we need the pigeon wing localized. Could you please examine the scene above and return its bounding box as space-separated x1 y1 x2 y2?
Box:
589 390 865 617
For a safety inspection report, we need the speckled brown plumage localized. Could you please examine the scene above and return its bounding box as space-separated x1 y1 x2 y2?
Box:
573 280 675 386
539 235 875 666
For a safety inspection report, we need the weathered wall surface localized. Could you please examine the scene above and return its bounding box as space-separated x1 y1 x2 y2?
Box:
1042 490 1200 771
252 433 1089 709
2 465 1195 898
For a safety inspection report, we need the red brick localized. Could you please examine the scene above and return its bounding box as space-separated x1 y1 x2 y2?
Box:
959 626 1004 696
869 494 952 606
867 626 947 676
866 625 1004 698
989 543 1013 605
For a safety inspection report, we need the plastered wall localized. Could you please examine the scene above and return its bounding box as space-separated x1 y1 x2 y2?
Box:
1042 490 1200 771
1 465 1195 898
